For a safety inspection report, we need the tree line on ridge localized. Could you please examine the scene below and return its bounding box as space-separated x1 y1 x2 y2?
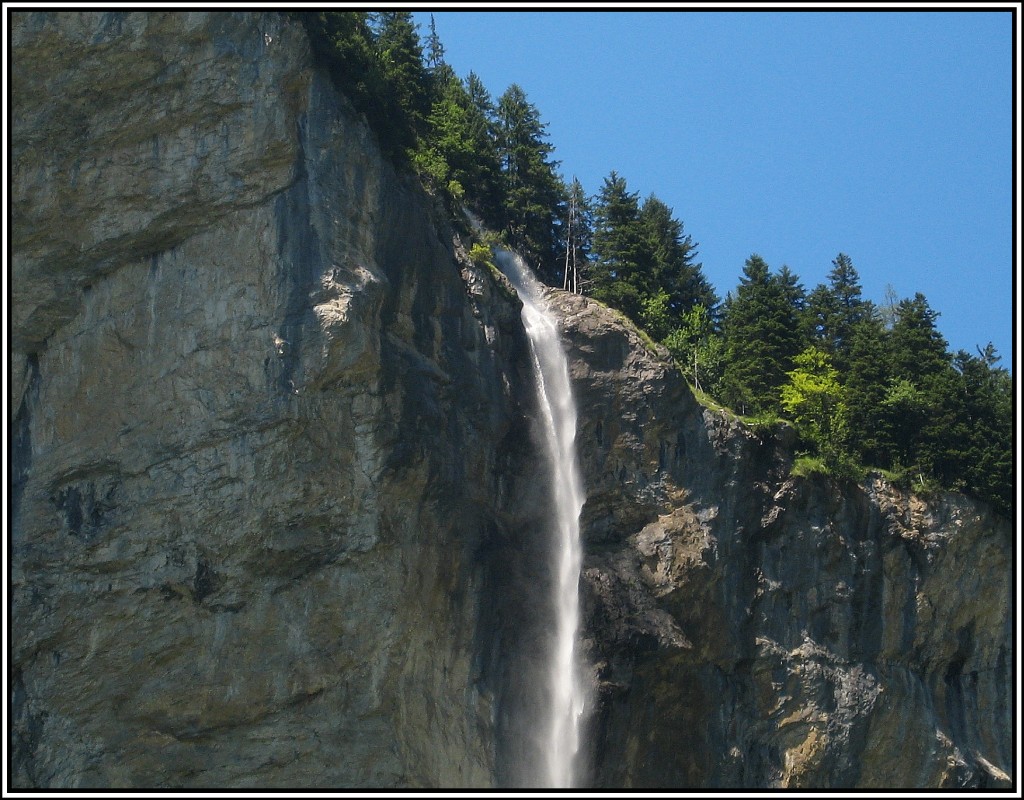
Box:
294 11 1012 516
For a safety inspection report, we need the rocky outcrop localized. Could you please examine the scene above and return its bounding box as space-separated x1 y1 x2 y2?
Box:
549 291 1012 789
10 10 1012 791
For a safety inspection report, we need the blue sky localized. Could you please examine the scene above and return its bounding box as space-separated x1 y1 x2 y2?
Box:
413 9 1015 366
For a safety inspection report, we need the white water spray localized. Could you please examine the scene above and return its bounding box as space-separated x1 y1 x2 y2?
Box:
496 249 587 788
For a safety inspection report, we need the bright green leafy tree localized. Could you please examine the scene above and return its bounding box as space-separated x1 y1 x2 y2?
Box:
781 346 849 465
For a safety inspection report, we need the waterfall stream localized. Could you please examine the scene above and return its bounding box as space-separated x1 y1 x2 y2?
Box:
495 249 587 788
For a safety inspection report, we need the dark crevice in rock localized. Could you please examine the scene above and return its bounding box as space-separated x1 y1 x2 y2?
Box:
11 352 40 533
271 115 319 399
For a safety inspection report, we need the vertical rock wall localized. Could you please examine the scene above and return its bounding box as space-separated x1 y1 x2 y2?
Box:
10 11 537 788
549 290 1012 789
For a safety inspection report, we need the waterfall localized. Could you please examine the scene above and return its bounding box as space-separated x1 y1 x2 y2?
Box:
495 249 587 788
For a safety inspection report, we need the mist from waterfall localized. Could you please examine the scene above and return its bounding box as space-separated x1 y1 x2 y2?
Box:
495 249 587 788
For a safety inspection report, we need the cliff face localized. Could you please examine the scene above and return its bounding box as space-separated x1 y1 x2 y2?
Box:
11 11 545 788
550 292 1012 789
10 11 1012 790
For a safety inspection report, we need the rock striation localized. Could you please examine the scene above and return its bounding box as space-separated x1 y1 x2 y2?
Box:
10 10 1013 790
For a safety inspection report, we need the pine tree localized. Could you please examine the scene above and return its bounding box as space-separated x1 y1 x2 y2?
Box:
416 71 504 215
424 14 445 70
590 171 649 320
949 344 1013 514
494 84 564 274
462 72 505 227
804 253 867 372
372 11 431 148
842 307 892 466
719 255 802 415
298 13 383 133
886 292 958 481
639 194 718 317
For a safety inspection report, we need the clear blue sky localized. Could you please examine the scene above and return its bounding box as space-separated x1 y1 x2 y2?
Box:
413 9 1015 366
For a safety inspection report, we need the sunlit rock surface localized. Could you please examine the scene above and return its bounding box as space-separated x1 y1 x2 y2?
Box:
10 10 1011 790
551 291 1012 789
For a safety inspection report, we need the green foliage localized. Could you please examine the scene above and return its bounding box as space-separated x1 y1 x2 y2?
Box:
663 304 724 395
495 84 566 276
780 346 848 465
719 255 802 416
468 242 494 268
742 410 787 438
790 454 864 483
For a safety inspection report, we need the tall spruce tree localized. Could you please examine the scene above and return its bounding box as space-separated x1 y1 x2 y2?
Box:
719 255 802 415
639 194 718 316
886 293 958 479
949 345 1013 514
808 253 867 372
842 307 892 466
495 84 564 275
372 12 431 152
462 72 505 227
417 71 504 215
590 171 649 320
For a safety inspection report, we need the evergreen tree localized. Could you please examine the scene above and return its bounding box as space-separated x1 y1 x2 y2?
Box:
589 171 649 320
639 194 718 317
416 71 503 215
809 253 868 371
842 308 892 466
424 14 445 70
462 72 505 226
948 345 1013 514
298 13 384 135
372 12 431 149
719 255 802 415
495 84 565 274
886 293 958 480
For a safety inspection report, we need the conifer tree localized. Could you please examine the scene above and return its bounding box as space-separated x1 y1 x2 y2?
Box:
495 84 564 273
424 14 445 70
639 194 718 316
590 171 649 320
804 253 867 372
462 72 505 227
842 308 892 466
886 293 958 480
948 345 1013 514
372 12 431 148
719 255 802 415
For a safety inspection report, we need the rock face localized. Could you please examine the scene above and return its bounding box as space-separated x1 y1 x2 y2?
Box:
10 10 547 788
548 291 1012 789
10 11 1012 790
